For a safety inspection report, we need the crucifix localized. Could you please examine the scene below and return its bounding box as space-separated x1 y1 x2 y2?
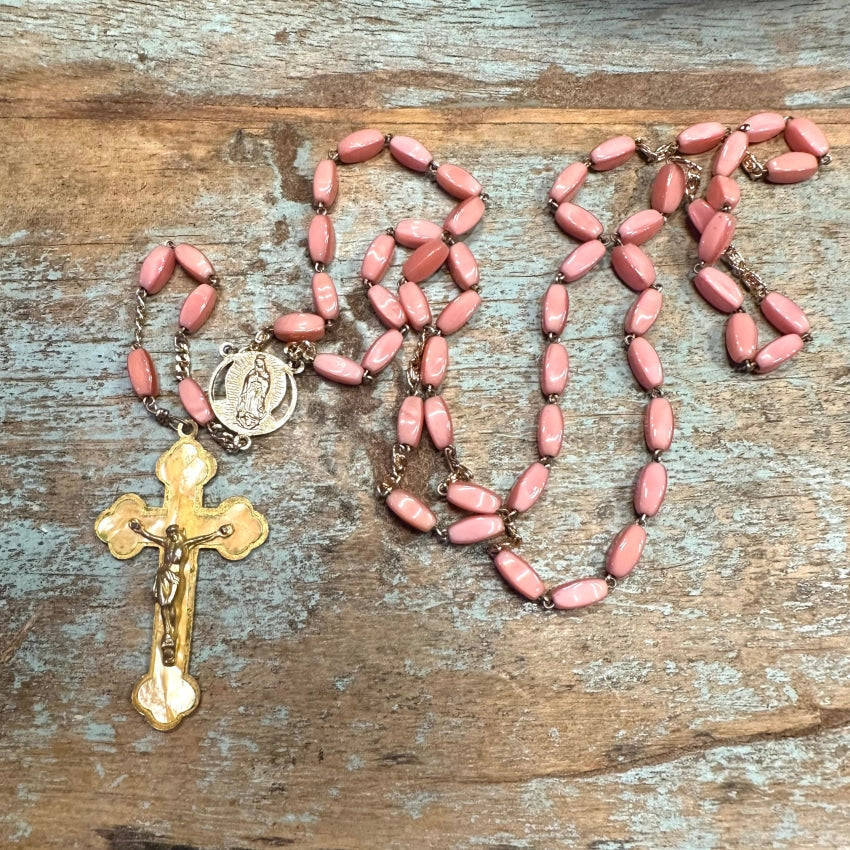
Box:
94 432 268 731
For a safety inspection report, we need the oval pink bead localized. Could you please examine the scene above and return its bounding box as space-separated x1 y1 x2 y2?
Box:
687 199 715 234
174 243 214 284
313 353 364 386
651 163 686 215
698 212 736 264
273 311 325 342
492 549 545 601
624 287 663 336
444 196 485 238
178 377 214 425
550 578 608 610
368 284 406 329
725 312 759 363
507 462 550 513
611 243 656 292
760 292 810 336
628 337 664 390
362 329 404 375
127 347 159 398
785 117 829 158
560 239 606 282
606 523 647 579
179 283 218 333
755 334 804 373
312 272 339 321
398 281 432 331
549 161 589 204
706 175 741 211
448 482 502 515
308 215 335 265
421 335 449 388
554 202 604 242
644 396 674 452
693 266 744 313
677 121 727 155
590 135 636 171
447 514 505 545
402 237 449 283
743 112 785 144
537 403 564 458
712 130 749 177
394 219 443 248
139 245 176 294
540 342 569 396
337 129 385 164
437 290 481 335
312 159 339 208
386 489 436 532
435 163 482 199
542 283 569 336
424 395 453 450
634 461 667 517
361 233 396 283
765 152 819 184
618 209 665 246
397 396 424 447
388 135 432 172
447 242 480 290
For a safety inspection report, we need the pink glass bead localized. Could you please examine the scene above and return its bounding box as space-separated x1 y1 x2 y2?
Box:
397 396 424 447
785 117 829 158
312 159 339 208
139 245 176 294
179 283 217 333
448 482 502 514
541 342 569 396
313 353 364 385
421 335 448 388
492 549 545 600
698 212 736 264
394 219 443 248
760 292 810 336
628 337 664 390
687 199 715 234
448 243 480 290
725 313 758 363
606 523 647 579
127 347 159 398
651 163 686 215
273 311 325 342
765 152 819 184
554 202 604 241
693 266 744 313
362 329 404 375
368 284 406 329
611 243 656 292
361 233 396 283
386 489 436 532
550 578 608 610
444 196 485 238
402 237 449 283
624 287 663 336
560 239 606 282
635 461 667 517
308 215 335 265
437 290 481 335
618 209 665 246
175 244 214 284
178 377 214 425
590 135 636 171
755 334 804 373
645 396 674 452
389 135 432 172
424 395 453 450
507 462 550 513
435 163 482 199
398 281 432 331
537 403 564 458
542 284 569 336
743 112 785 144
312 272 339 321
677 121 727 155
712 130 749 177
706 175 741 211
337 129 385 164
447 514 505 545
549 161 589 204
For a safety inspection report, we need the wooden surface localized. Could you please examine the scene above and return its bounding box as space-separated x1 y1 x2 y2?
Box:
2 2 849 848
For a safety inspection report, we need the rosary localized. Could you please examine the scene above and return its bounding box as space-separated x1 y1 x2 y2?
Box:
94 115 831 730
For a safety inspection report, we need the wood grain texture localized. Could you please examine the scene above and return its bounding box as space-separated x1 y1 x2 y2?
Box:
1 2 849 848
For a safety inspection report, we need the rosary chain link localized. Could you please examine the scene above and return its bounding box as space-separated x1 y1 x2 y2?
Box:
723 246 769 301
132 287 148 349
206 421 252 453
174 328 192 382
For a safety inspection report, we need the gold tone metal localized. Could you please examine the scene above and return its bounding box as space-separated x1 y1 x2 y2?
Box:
94 434 268 731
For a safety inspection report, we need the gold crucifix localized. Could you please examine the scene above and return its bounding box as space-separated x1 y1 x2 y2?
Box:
94 433 268 731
